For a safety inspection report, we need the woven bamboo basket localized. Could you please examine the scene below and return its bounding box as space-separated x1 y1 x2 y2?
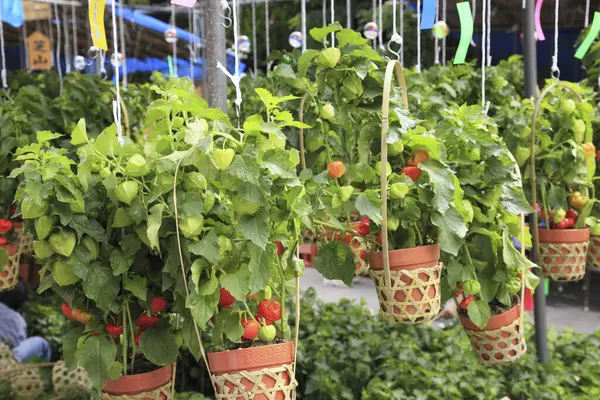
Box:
0 233 34 292
587 235 600 271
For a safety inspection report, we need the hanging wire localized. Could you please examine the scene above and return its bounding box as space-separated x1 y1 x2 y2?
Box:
434 0 440 64
323 0 327 28
486 0 491 66
53 3 64 94
21 19 27 70
301 0 307 52
551 0 560 78
72 3 77 57
62 6 71 73
442 0 447 64
400 0 404 63
417 0 422 72
378 0 384 50
481 0 487 107
0 6 7 88
585 0 590 27
372 0 376 50
251 0 258 72
119 0 128 87
188 7 195 82
110 0 123 145
265 0 270 59
392 0 397 35
331 0 336 46
346 0 351 29
171 4 178 77
47 6 55 69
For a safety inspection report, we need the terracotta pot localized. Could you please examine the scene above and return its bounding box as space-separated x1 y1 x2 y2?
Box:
102 364 174 399
538 228 589 282
208 342 296 400
366 245 442 323
299 243 317 268
459 303 526 365
588 235 600 270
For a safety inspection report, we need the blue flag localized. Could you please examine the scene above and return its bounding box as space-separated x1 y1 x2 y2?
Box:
1 0 24 28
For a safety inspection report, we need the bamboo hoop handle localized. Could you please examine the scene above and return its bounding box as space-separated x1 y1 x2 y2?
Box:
299 94 308 170
113 88 131 138
380 60 409 289
529 82 583 275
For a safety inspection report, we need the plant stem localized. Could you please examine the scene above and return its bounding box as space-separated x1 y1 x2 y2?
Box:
540 185 551 230
125 303 136 374
121 296 128 376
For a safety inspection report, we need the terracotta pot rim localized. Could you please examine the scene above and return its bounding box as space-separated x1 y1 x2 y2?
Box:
208 341 295 375
538 227 590 244
460 302 521 331
367 244 440 271
102 364 173 395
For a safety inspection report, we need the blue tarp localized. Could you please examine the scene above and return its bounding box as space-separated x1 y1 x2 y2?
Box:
111 0 201 45
0 0 24 28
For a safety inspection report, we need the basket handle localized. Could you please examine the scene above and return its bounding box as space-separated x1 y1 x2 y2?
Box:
380 60 409 289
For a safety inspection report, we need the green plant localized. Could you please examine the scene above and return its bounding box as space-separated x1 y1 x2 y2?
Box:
21 292 66 360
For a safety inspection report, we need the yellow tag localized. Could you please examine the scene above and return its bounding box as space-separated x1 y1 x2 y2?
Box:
27 31 51 70
89 0 107 51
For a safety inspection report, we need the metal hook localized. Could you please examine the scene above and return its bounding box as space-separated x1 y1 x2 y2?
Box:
220 0 232 28
387 33 403 60
551 57 560 79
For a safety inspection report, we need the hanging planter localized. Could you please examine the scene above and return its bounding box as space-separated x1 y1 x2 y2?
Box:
587 234 600 271
459 303 527 366
102 365 174 400
368 244 442 323
52 361 93 397
0 234 32 292
538 228 589 281
207 342 297 399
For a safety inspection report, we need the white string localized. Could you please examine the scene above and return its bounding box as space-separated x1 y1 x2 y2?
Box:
331 0 335 46
481 0 486 107
110 0 123 145
47 8 54 69
470 0 477 46
189 8 195 81
323 0 327 28
378 0 384 50
301 0 307 52
400 0 404 63
585 0 590 27
522 0 526 9
63 6 71 73
252 0 258 71
217 0 242 124
0 6 6 89
417 0 421 72
265 0 270 59
53 3 64 95
442 0 447 64
486 0 491 66
119 0 127 87
392 0 397 35
72 3 77 58
434 0 440 64
372 0 376 50
22 20 28 70
551 0 560 78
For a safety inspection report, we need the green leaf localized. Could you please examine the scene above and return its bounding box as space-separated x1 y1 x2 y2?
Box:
501 186 534 215
239 209 269 250
198 267 219 296
34 215 53 240
95 124 118 156
355 193 382 225
71 118 89 145
75 335 116 390
110 249 133 276
182 312 201 361
221 264 251 300
248 243 273 293
467 299 491 329
112 208 133 228
108 362 123 381
310 24 342 43
224 313 244 343
188 230 220 264
82 264 120 311
147 204 164 252
314 241 355 286
186 289 220 329
431 208 468 256
63 326 84 370
298 50 319 77
124 274 147 301
140 327 179 366
420 160 464 213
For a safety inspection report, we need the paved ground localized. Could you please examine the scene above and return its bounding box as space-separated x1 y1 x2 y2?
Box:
299 267 600 334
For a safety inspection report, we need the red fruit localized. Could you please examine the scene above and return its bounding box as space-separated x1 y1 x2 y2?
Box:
407 149 429 166
459 296 474 309
359 250 367 260
399 166 421 181
135 314 159 328
355 217 371 236
327 161 345 179
106 324 124 336
566 209 579 220
241 318 260 340
135 328 146 347
344 232 354 245
454 289 463 298
258 299 282 322
219 288 236 307
8 206 16 216
376 232 382 244
0 237 6 246
563 218 575 229
555 219 568 229
276 241 285 256
0 220 12 235
151 296 168 313
61 303 73 319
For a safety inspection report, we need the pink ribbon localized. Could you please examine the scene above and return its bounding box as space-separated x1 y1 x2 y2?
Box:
535 0 545 41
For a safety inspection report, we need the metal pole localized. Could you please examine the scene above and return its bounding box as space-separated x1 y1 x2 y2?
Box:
523 0 549 364
204 0 227 111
